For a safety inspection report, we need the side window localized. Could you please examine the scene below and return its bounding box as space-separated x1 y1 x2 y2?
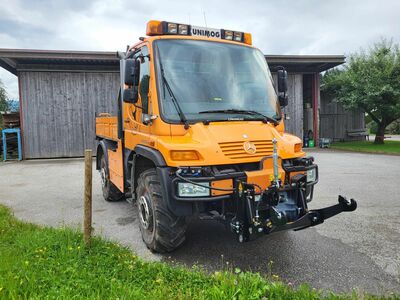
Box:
138 46 150 114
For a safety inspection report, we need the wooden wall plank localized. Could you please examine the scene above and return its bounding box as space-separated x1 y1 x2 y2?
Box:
282 74 303 138
319 95 365 141
272 73 303 138
19 71 119 158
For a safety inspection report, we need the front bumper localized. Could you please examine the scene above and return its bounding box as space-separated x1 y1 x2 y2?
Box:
157 157 319 215
156 158 357 242
163 163 317 202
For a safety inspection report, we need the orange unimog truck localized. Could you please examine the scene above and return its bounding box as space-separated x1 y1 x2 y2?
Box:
96 20 357 252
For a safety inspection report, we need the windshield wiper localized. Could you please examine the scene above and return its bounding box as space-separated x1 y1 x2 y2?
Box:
198 109 278 125
157 46 189 129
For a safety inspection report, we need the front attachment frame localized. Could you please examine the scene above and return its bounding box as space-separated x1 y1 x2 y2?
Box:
229 177 357 242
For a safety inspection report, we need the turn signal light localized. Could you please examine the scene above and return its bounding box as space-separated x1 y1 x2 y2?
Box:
170 150 200 161
294 143 303 152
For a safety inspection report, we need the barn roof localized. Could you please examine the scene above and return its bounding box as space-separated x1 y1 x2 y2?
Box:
0 48 345 75
266 54 345 73
0 49 119 74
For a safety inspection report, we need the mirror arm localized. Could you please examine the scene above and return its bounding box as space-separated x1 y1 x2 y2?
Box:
137 53 151 62
134 103 144 110
142 114 158 125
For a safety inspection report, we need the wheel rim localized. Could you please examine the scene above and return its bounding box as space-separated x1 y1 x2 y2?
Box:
100 166 106 188
138 195 152 230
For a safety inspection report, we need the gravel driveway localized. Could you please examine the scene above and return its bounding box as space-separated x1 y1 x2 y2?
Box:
0 150 399 294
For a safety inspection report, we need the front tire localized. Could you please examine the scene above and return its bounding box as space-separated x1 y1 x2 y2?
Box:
136 168 186 253
100 154 124 202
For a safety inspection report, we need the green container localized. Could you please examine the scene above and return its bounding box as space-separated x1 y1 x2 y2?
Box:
308 139 315 147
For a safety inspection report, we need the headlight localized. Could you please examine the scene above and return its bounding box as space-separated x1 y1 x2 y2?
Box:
233 32 242 41
306 168 317 183
178 182 210 197
178 24 188 35
167 23 178 34
224 30 233 40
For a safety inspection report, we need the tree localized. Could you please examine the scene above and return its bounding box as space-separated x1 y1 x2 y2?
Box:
0 79 7 112
0 79 9 129
322 40 400 144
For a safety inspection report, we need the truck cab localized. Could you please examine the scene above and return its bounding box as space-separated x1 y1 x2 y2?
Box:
96 20 356 252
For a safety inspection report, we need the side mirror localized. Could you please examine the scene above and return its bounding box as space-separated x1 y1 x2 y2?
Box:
279 94 288 107
123 58 140 86
123 58 140 103
277 69 288 107
277 69 288 93
123 86 139 103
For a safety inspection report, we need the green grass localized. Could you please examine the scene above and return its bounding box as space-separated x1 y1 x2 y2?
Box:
331 140 400 155
0 205 396 300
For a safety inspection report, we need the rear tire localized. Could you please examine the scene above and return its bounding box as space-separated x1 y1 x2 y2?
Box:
100 154 124 202
136 168 186 253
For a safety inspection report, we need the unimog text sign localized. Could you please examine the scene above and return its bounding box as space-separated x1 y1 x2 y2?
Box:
190 26 221 38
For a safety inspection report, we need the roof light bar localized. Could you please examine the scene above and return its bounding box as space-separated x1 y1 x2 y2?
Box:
147 21 191 36
146 20 252 45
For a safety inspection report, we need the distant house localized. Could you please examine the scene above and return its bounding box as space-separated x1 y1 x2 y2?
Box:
7 100 20 112
0 48 364 159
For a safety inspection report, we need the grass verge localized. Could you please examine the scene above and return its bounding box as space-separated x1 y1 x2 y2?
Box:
0 204 395 299
331 141 400 155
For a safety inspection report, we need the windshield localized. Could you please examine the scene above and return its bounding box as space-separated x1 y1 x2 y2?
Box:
155 39 281 123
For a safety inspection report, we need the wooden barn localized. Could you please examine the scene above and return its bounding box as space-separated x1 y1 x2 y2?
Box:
319 93 366 142
0 48 363 159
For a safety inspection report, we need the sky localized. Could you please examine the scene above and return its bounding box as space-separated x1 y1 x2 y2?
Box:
1 0 399 100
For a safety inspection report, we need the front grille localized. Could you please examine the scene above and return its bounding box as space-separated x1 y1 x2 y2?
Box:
218 140 273 159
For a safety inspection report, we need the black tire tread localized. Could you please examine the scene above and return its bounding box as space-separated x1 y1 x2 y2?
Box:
137 169 186 253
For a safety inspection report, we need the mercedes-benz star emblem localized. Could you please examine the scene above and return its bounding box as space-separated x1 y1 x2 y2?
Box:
243 141 256 154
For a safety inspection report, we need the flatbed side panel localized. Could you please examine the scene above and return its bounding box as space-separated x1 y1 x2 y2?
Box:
108 140 124 192
96 116 119 141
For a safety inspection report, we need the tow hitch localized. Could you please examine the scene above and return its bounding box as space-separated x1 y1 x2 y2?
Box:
293 195 357 231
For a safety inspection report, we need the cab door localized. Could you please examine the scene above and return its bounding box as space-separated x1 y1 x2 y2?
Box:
123 45 152 149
